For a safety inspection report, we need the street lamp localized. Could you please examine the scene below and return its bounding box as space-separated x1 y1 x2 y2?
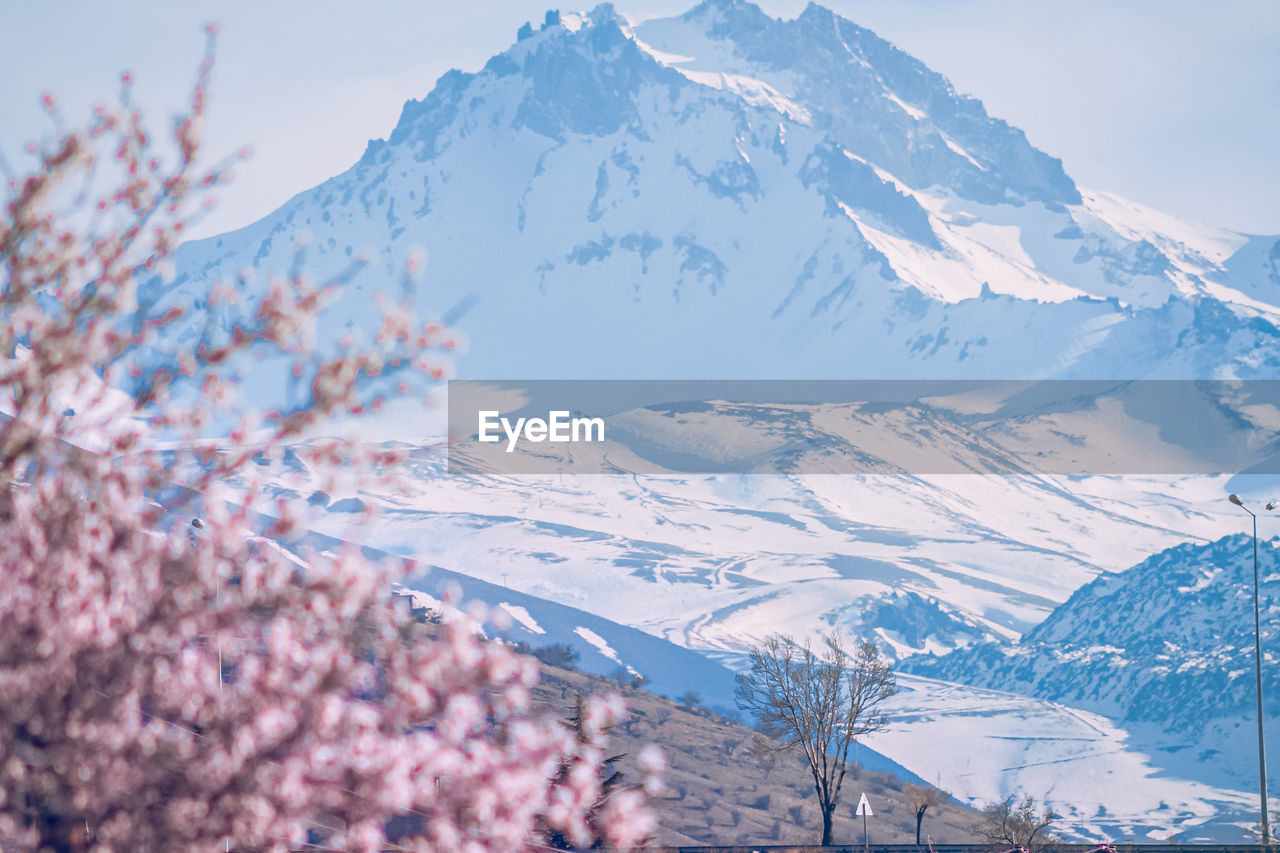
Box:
1229 494 1272 849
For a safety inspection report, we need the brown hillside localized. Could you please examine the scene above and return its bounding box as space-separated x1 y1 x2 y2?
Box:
530 663 978 848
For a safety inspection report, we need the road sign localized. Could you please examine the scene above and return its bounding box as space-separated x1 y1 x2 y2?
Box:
857 792 873 853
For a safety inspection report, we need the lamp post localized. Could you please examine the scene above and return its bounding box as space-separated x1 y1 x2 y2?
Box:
1229 493 1272 849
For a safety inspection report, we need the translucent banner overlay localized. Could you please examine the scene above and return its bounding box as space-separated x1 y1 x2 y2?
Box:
445 380 1280 475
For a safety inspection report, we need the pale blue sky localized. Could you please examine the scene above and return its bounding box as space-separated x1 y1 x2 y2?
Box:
4 1 1277 238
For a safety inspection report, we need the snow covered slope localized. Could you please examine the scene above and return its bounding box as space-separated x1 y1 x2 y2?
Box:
250 523 921 779
153 0 1280 393
903 534 1280 817
275 437 1240 664
866 674 1258 843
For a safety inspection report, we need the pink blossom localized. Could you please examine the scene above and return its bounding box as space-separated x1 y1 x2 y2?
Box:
0 35 659 852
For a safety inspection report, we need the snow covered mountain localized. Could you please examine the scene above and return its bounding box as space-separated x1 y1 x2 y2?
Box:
156 0 1280 389
903 534 1280 795
152 0 1280 838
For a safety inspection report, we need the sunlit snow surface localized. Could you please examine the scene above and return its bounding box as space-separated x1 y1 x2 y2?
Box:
866 675 1257 842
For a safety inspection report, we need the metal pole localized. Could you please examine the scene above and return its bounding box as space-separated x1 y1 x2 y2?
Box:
863 808 868 853
1252 511 1271 849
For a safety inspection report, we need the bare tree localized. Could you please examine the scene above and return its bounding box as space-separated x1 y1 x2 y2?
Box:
735 632 897 845
974 795 1060 853
904 783 946 846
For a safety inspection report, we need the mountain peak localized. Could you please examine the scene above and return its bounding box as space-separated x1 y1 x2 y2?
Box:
687 0 766 15
169 0 1280 389
635 0 1080 207
797 1 836 23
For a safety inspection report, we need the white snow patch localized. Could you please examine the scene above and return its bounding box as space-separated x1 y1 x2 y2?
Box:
885 92 925 121
939 132 986 171
498 602 546 634
628 36 695 67
1080 189 1247 266
250 536 311 569
668 68 811 122
843 207 1076 303
574 625 635 675
957 222 1036 270
558 12 586 33
394 586 442 613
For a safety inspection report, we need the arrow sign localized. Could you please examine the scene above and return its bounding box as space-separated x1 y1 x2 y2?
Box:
857 792 873 853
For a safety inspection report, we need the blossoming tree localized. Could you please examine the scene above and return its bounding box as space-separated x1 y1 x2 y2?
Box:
0 31 659 852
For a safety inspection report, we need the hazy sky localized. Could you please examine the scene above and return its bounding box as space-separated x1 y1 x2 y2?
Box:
4 1 1277 239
